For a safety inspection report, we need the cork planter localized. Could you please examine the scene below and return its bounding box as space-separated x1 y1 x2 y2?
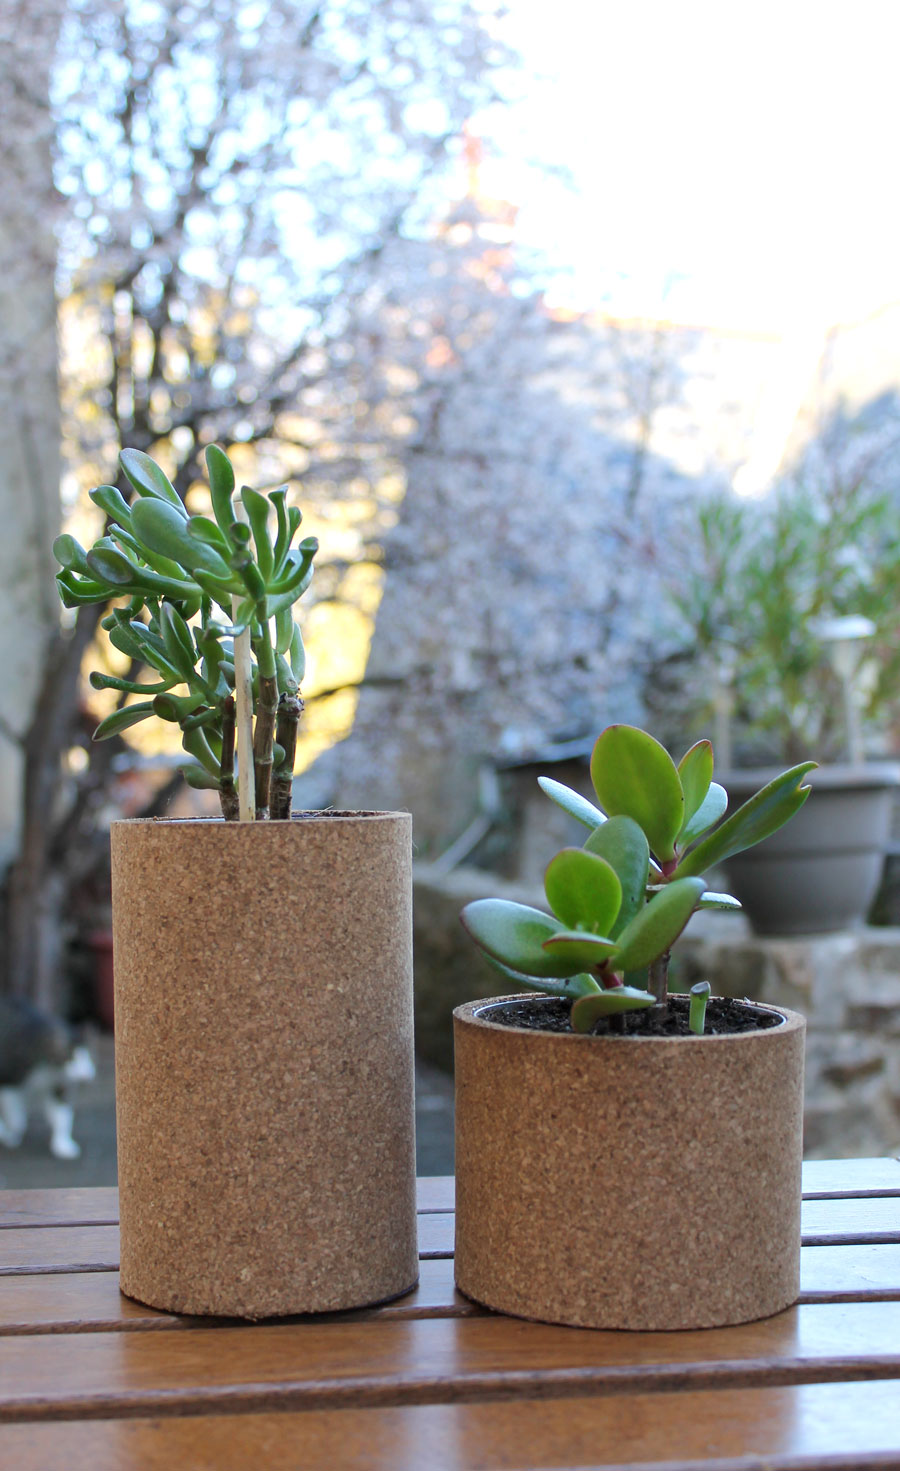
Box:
111 812 417 1319
454 993 805 1331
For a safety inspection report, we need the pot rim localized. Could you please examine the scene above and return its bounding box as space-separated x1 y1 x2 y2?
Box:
111 810 411 829
453 992 805 1046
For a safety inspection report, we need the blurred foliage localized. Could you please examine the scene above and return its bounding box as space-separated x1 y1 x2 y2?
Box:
655 395 900 764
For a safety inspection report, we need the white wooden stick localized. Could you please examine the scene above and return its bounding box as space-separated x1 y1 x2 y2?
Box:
233 593 255 821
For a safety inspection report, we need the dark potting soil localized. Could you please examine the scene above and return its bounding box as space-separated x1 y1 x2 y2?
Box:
480 994 783 1038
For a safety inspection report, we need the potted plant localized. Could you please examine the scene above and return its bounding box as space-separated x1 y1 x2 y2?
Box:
657 485 900 934
455 724 812 1331
54 446 417 1318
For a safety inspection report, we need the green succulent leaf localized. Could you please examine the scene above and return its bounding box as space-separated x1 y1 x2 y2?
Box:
697 891 742 911
266 568 314 618
153 692 201 724
193 569 240 608
53 534 91 575
479 952 602 999
679 781 728 847
89 671 172 696
241 485 274 582
673 763 817 879
570 986 657 1032
612 876 706 972
544 847 622 934
89 484 134 530
540 931 619 972
583 815 650 937
120 449 185 511
289 623 306 683
85 546 140 587
181 725 221 776
182 763 221 791
537 776 605 831
270 539 318 597
677 741 714 835
274 606 294 656
275 652 299 695
188 515 233 557
107 621 149 662
590 725 685 863
131 498 233 580
92 702 157 741
459 898 570 978
55 572 107 607
159 604 197 682
205 445 236 536
269 487 290 572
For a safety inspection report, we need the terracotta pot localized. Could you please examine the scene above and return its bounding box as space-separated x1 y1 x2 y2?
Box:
720 763 900 935
111 813 417 1318
454 993 805 1331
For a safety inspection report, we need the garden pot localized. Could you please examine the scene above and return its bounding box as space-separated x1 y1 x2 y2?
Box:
111 812 417 1318
454 993 805 1331
720 763 900 935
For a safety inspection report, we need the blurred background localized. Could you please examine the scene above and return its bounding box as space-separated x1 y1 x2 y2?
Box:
3 0 900 1182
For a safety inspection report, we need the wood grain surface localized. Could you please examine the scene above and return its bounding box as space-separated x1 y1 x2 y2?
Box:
2 1379 900 1470
1 1163 899 1469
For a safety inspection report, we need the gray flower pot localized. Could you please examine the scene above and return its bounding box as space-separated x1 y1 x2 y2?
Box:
720 763 900 936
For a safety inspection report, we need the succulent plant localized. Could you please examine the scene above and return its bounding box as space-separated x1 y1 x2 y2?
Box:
461 724 815 1032
53 445 317 821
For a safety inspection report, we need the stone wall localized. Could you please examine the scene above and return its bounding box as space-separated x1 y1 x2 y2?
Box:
414 866 900 1158
0 0 64 866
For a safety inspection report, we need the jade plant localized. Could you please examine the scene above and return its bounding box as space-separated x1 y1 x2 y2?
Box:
461 724 815 1033
53 445 316 821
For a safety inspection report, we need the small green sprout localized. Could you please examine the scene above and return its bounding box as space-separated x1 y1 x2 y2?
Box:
460 724 815 1030
689 981 711 1036
54 446 317 821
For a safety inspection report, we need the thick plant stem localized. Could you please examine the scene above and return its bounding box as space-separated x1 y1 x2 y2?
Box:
648 950 670 1005
253 671 279 818
271 692 303 820
218 696 239 821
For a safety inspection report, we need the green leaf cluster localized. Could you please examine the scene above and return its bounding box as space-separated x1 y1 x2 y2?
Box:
53 446 316 807
461 724 815 1031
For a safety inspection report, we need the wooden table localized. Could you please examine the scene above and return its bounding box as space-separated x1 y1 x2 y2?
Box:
1 1160 899 1469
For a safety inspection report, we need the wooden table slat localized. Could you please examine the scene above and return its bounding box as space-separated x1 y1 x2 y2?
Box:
3 1197 899 1280
3 1242 900 1337
0 1178 457 1231
800 1156 900 1197
1 1168 899 1468
3 1379 900 1471
1 1302 899 1424
1 1161 896 1232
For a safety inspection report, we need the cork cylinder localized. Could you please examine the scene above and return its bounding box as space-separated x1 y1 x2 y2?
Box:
454 994 805 1331
111 814 417 1318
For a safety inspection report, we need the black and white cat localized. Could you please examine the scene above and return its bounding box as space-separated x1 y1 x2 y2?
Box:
0 997 95 1160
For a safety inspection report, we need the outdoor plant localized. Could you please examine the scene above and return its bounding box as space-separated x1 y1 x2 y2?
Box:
53 445 316 821
461 724 814 1032
662 476 900 765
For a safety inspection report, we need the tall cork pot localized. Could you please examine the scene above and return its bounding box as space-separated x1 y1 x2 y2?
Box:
111 812 417 1318
454 994 805 1331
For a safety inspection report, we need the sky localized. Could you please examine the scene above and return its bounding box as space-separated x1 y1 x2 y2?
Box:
481 0 900 333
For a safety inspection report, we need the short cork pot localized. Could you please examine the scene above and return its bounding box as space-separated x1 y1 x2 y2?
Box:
111 812 417 1319
454 993 805 1332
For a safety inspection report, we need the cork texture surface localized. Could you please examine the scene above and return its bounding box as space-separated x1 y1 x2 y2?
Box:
111 814 417 1318
454 993 805 1331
